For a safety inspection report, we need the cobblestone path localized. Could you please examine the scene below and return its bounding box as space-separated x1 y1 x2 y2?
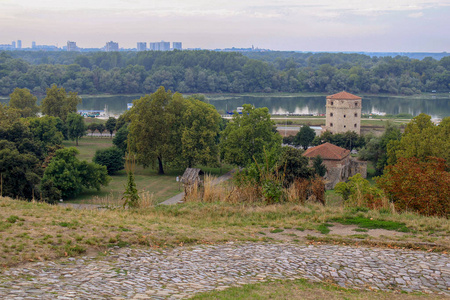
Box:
0 243 448 299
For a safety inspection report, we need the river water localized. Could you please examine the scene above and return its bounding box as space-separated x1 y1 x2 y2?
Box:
1 93 449 119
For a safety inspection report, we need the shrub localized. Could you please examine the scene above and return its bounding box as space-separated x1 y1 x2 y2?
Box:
377 157 449 217
335 174 388 210
93 147 125 175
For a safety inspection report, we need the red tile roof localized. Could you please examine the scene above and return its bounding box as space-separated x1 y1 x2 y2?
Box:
326 91 361 100
303 142 350 160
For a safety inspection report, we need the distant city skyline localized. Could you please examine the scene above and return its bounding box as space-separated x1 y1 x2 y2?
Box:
1 0 449 52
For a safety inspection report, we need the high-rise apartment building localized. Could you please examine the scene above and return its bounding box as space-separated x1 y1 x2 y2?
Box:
105 41 119 51
149 41 170 51
137 42 147 51
31 41 36 49
17 40 22 49
173 42 182 50
11 41 16 48
67 41 78 51
149 42 159 51
160 41 170 51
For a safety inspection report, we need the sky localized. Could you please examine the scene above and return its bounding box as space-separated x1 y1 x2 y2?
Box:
1 0 449 52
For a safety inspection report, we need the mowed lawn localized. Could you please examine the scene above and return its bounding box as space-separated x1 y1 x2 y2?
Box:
62 137 182 204
62 137 231 204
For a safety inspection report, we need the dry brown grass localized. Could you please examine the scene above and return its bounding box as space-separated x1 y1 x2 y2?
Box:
0 195 448 268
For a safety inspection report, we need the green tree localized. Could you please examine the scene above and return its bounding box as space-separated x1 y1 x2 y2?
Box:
0 140 42 200
312 155 327 177
180 97 221 168
97 123 105 137
128 87 178 174
294 126 316 150
41 147 110 199
113 125 129 153
105 117 117 138
387 114 450 165
276 146 313 186
359 123 401 175
66 113 86 146
93 146 125 175
220 104 282 167
41 85 81 121
8 88 39 118
27 116 64 148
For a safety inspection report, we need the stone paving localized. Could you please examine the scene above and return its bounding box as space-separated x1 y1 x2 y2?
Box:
0 242 448 299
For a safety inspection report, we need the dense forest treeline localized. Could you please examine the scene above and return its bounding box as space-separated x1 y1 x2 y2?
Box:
1 50 449 96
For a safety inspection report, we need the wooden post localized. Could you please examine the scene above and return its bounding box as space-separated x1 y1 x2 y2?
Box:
0 173 2 197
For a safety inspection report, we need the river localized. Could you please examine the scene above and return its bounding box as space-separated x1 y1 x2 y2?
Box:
1 93 449 119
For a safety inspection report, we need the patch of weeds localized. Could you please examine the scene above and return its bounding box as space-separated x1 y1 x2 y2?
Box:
0 221 12 231
283 226 292 229
57 220 79 228
350 234 369 239
258 232 266 235
118 227 131 232
117 241 129 248
348 207 369 213
353 228 368 232
317 223 333 234
15 232 31 239
6 215 20 223
330 216 410 232
285 233 297 237
378 208 391 215
176 236 198 244
295 227 305 231
270 229 284 233
85 237 101 246
261 225 268 228
107 239 129 248
65 244 86 255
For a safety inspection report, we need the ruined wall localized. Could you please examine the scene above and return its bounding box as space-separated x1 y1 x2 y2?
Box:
322 156 367 189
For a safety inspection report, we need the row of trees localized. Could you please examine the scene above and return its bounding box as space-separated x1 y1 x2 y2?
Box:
1 51 449 96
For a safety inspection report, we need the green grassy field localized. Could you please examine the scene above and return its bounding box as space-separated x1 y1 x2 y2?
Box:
62 137 232 204
192 278 442 300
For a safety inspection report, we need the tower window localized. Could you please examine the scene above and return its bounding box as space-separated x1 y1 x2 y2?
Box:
344 114 346 118
330 101 334 105
354 113 358 117
330 113 333 117
330 123 333 127
355 102 358 107
354 124 357 128
344 125 346 128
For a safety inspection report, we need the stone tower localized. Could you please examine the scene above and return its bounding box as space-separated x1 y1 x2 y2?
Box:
324 91 362 134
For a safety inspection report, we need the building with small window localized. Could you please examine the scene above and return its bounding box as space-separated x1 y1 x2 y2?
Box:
324 91 362 134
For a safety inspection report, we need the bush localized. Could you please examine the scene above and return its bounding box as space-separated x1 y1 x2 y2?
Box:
335 174 388 210
377 157 449 217
93 147 125 175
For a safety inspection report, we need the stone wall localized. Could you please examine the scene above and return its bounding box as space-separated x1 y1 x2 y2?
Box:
325 99 362 134
322 157 367 189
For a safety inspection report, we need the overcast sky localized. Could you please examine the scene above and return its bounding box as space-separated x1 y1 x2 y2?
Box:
1 0 449 52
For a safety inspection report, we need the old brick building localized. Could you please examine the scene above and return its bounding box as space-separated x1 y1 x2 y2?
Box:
324 91 362 134
303 142 367 189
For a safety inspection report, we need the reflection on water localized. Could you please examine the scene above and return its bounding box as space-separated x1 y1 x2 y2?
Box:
1 93 449 119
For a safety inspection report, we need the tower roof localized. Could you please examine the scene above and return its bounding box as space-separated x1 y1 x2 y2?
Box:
303 142 350 160
326 91 361 100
